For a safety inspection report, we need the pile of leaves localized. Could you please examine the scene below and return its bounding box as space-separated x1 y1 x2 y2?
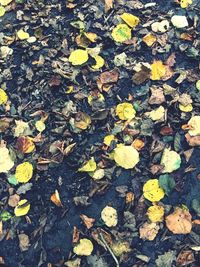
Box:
0 0 200 266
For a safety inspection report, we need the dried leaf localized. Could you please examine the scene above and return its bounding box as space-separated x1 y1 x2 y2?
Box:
50 190 62 207
16 136 35 154
0 88 8 105
120 13 140 28
73 238 94 256
139 222 160 241
161 148 181 173
115 102 136 120
80 214 95 229
147 205 164 223
101 206 118 227
150 60 166 80
114 144 140 169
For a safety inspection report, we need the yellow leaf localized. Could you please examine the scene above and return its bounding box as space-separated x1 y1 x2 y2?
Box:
13 120 31 137
0 146 14 173
68 49 89 66
103 134 116 146
17 29 30 40
91 55 105 70
73 238 93 256
143 179 165 202
84 32 97 42
142 33 157 47
188 116 200 136
101 205 118 227
15 162 33 183
166 207 192 234
146 106 165 121
121 13 140 28
147 205 164 223
161 148 181 173
0 88 8 105
180 0 192 8
35 120 46 132
88 168 105 180
114 144 139 169
116 102 136 120
74 112 91 130
0 6 5 17
78 157 97 172
111 241 131 256
150 60 166 80
0 0 12 6
111 24 132 43
179 103 193 112
14 199 30 217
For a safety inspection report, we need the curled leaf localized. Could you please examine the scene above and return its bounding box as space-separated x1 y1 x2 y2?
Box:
14 199 30 217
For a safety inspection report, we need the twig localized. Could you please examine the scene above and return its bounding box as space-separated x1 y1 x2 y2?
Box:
99 232 119 267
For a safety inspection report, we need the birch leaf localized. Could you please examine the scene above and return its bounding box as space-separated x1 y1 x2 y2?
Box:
114 144 139 169
73 238 93 256
120 13 140 28
111 24 132 43
69 49 89 66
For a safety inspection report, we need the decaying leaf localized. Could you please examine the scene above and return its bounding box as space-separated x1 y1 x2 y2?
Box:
18 233 30 252
111 241 131 256
187 116 200 136
13 120 31 137
142 33 157 47
50 189 62 207
80 214 95 229
73 238 94 256
146 106 165 121
101 206 118 227
104 0 113 12
156 251 176 267
139 222 160 241
113 144 140 169
176 250 195 266
165 207 192 234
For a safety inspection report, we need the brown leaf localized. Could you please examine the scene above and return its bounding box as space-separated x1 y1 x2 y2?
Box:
99 69 119 84
166 207 192 234
166 53 176 67
160 126 173 136
80 214 95 229
139 222 160 241
50 190 63 207
16 136 35 154
148 86 165 105
185 133 200 147
18 233 30 252
132 65 151 85
8 194 20 207
72 226 80 244
176 250 195 267
104 0 114 12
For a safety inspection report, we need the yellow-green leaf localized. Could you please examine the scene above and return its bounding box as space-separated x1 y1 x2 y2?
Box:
73 238 93 256
161 148 181 173
69 49 89 66
17 29 30 40
91 55 105 70
114 144 139 169
147 205 164 223
0 146 14 173
188 116 200 136
0 88 8 105
150 60 166 80
0 0 12 6
111 24 132 43
15 162 33 183
14 199 30 217
143 179 165 202
0 6 5 17
121 13 140 28
101 205 118 227
35 120 46 132
180 0 192 8
78 157 97 172
116 102 136 120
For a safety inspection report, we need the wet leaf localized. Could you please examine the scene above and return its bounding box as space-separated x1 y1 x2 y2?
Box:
150 60 166 80
156 251 176 267
166 207 192 234
35 120 46 132
111 241 131 256
111 24 132 43
180 0 192 8
113 144 140 169
50 189 62 207
18 233 30 252
120 13 140 28
0 145 14 173
147 205 164 223
13 120 32 137
143 179 165 202
17 29 30 40
15 162 33 183
101 206 118 227
78 158 97 172
73 238 94 256
146 106 165 121
14 199 30 217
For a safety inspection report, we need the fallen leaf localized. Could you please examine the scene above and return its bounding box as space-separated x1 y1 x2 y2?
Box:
80 214 95 229
143 179 165 202
156 251 176 267
15 162 33 183
0 144 14 173
16 136 35 154
139 222 160 241
111 241 131 256
150 60 166 80
78 158 97 172
0 88 8 105
171 15 188 28
14 199 30 217
146 106 165 121
147 205 164 223
101 206 118 227
17 29 30 40
18 233 30 252
35 120 46 132
187 116 200 136
159 174 176 195
116 102 136 120
13 120 31 137
179 0 192 8
0 0 12 6
120 13 140 28
69 49 89 65
185 133 200 146
74 112 91 130
114 144 140 169
148 87 165 105
100 69 119 84
166 207 192 234
161 148 181 173
176 250 195 266
8 194 20 207
142 33 157 47
50 189 62 207
91 55 105 70
73 238 94 256
111 24 132 43
132 139 145 151
104 0 113 12
103 135 116 146
0 6 5 17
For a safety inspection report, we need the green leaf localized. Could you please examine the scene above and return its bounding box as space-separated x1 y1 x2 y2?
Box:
8 175 18 185
158 174 176 196
0 211 12 221
156 250 176 267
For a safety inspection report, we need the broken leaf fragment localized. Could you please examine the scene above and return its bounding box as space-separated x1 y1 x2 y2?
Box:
150 60 166 80
187 116 200 136
78 158 97 172
103 134 116 146
171 15 188 28
14 199 30 217
15 162 33 183
161 148 181 173
111 24 132 43
114 144 139 169
0 0 12 5
179 103 193 112
143 179 165 202
116 102 136 120
69 49 89 66
0 88 8 105
111 241 131 256
146 106 165 121
142 33 157 47
17 29 30 40
166 207 192 234
50 190 62 207
0 146 14 173
120 13 140 28
101 205 118 227
147 205 164 223
91 55 105 70
35 120 46 132
73 238 93 256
